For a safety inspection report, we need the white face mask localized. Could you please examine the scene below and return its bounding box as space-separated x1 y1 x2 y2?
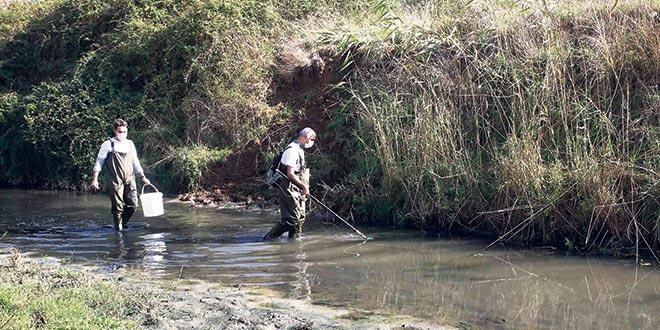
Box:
116 132 127 141
304 140 314 149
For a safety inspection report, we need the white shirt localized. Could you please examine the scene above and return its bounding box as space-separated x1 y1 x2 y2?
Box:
93 137 144 175
280 142 304 173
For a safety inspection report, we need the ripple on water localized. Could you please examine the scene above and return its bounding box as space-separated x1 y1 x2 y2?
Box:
3 189 660 330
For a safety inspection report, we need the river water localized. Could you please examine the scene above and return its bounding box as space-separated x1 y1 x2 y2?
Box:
1 189 658 330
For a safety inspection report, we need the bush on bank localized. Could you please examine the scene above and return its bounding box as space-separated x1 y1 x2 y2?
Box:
0 0 374 190
0 0 290 189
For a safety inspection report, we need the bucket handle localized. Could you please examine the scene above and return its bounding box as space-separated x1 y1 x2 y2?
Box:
141 183 160 195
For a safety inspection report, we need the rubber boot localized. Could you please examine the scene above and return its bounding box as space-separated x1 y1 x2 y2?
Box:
121 208 135 230
263 221 292 240
287 226 299 239
113 214 123 231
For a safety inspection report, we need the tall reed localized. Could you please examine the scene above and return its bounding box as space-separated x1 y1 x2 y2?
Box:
317 0 660 251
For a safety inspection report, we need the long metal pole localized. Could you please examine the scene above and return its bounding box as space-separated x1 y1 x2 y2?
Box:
275 169 368 240
308 194 368 240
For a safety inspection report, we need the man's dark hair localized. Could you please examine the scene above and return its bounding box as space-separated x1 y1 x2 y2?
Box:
113 119 127 130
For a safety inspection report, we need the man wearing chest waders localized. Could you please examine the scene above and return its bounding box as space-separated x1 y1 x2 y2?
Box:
90 119 151 231
264 127 316 240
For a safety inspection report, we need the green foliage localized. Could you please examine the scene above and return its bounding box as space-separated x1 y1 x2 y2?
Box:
0 0 125 91
171 145 232 191
22 80 108 188
274 0 375 20
0 91 42 186
0 92 15 122
0 0 286 190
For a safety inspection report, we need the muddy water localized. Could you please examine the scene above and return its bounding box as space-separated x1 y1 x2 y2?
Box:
1 189 659 330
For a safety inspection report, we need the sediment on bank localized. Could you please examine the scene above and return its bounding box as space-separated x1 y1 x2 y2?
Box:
0 250 455 330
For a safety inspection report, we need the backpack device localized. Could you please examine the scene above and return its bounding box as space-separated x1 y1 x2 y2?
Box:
265 146 292 187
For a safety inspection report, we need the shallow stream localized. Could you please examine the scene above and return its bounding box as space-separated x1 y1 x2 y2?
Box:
1 189 658 330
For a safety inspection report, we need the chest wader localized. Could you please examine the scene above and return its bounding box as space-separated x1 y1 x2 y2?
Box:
263 168 310 240
106 141 139 231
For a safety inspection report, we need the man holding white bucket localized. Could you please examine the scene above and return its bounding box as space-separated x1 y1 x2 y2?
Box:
91 119 151 231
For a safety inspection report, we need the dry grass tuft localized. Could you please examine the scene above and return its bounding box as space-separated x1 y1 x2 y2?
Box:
276 42 326 87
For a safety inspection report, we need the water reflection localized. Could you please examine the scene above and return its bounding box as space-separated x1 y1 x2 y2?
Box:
139 233 168 269
292 242 312 300
2 189 660 330
108 231 144 260
105 231 169 271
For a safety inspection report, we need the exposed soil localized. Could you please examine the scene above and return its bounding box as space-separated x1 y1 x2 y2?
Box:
144 278 456 330
184 44 351 207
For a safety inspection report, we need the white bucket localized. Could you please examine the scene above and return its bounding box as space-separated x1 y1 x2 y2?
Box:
140 184 164 217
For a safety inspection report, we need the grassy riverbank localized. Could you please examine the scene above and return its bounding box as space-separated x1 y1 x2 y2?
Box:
0 249 150 329
324 0 660 254
0 0 659 254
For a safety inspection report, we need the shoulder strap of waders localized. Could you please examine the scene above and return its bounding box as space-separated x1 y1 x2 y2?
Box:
105 139 114 159
295 147 304 175
276 145 294 174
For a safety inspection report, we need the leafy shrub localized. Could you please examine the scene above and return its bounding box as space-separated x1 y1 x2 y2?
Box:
171 145 231 191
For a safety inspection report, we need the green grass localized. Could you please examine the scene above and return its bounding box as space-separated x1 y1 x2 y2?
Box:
0 252 150 329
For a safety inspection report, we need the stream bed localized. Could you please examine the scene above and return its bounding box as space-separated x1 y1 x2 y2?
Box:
1 189 658 330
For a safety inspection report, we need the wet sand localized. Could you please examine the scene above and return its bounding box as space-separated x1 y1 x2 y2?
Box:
146 278 455 330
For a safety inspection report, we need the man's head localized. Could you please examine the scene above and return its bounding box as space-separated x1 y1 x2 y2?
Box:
113 119 128 141
297 127 316 149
